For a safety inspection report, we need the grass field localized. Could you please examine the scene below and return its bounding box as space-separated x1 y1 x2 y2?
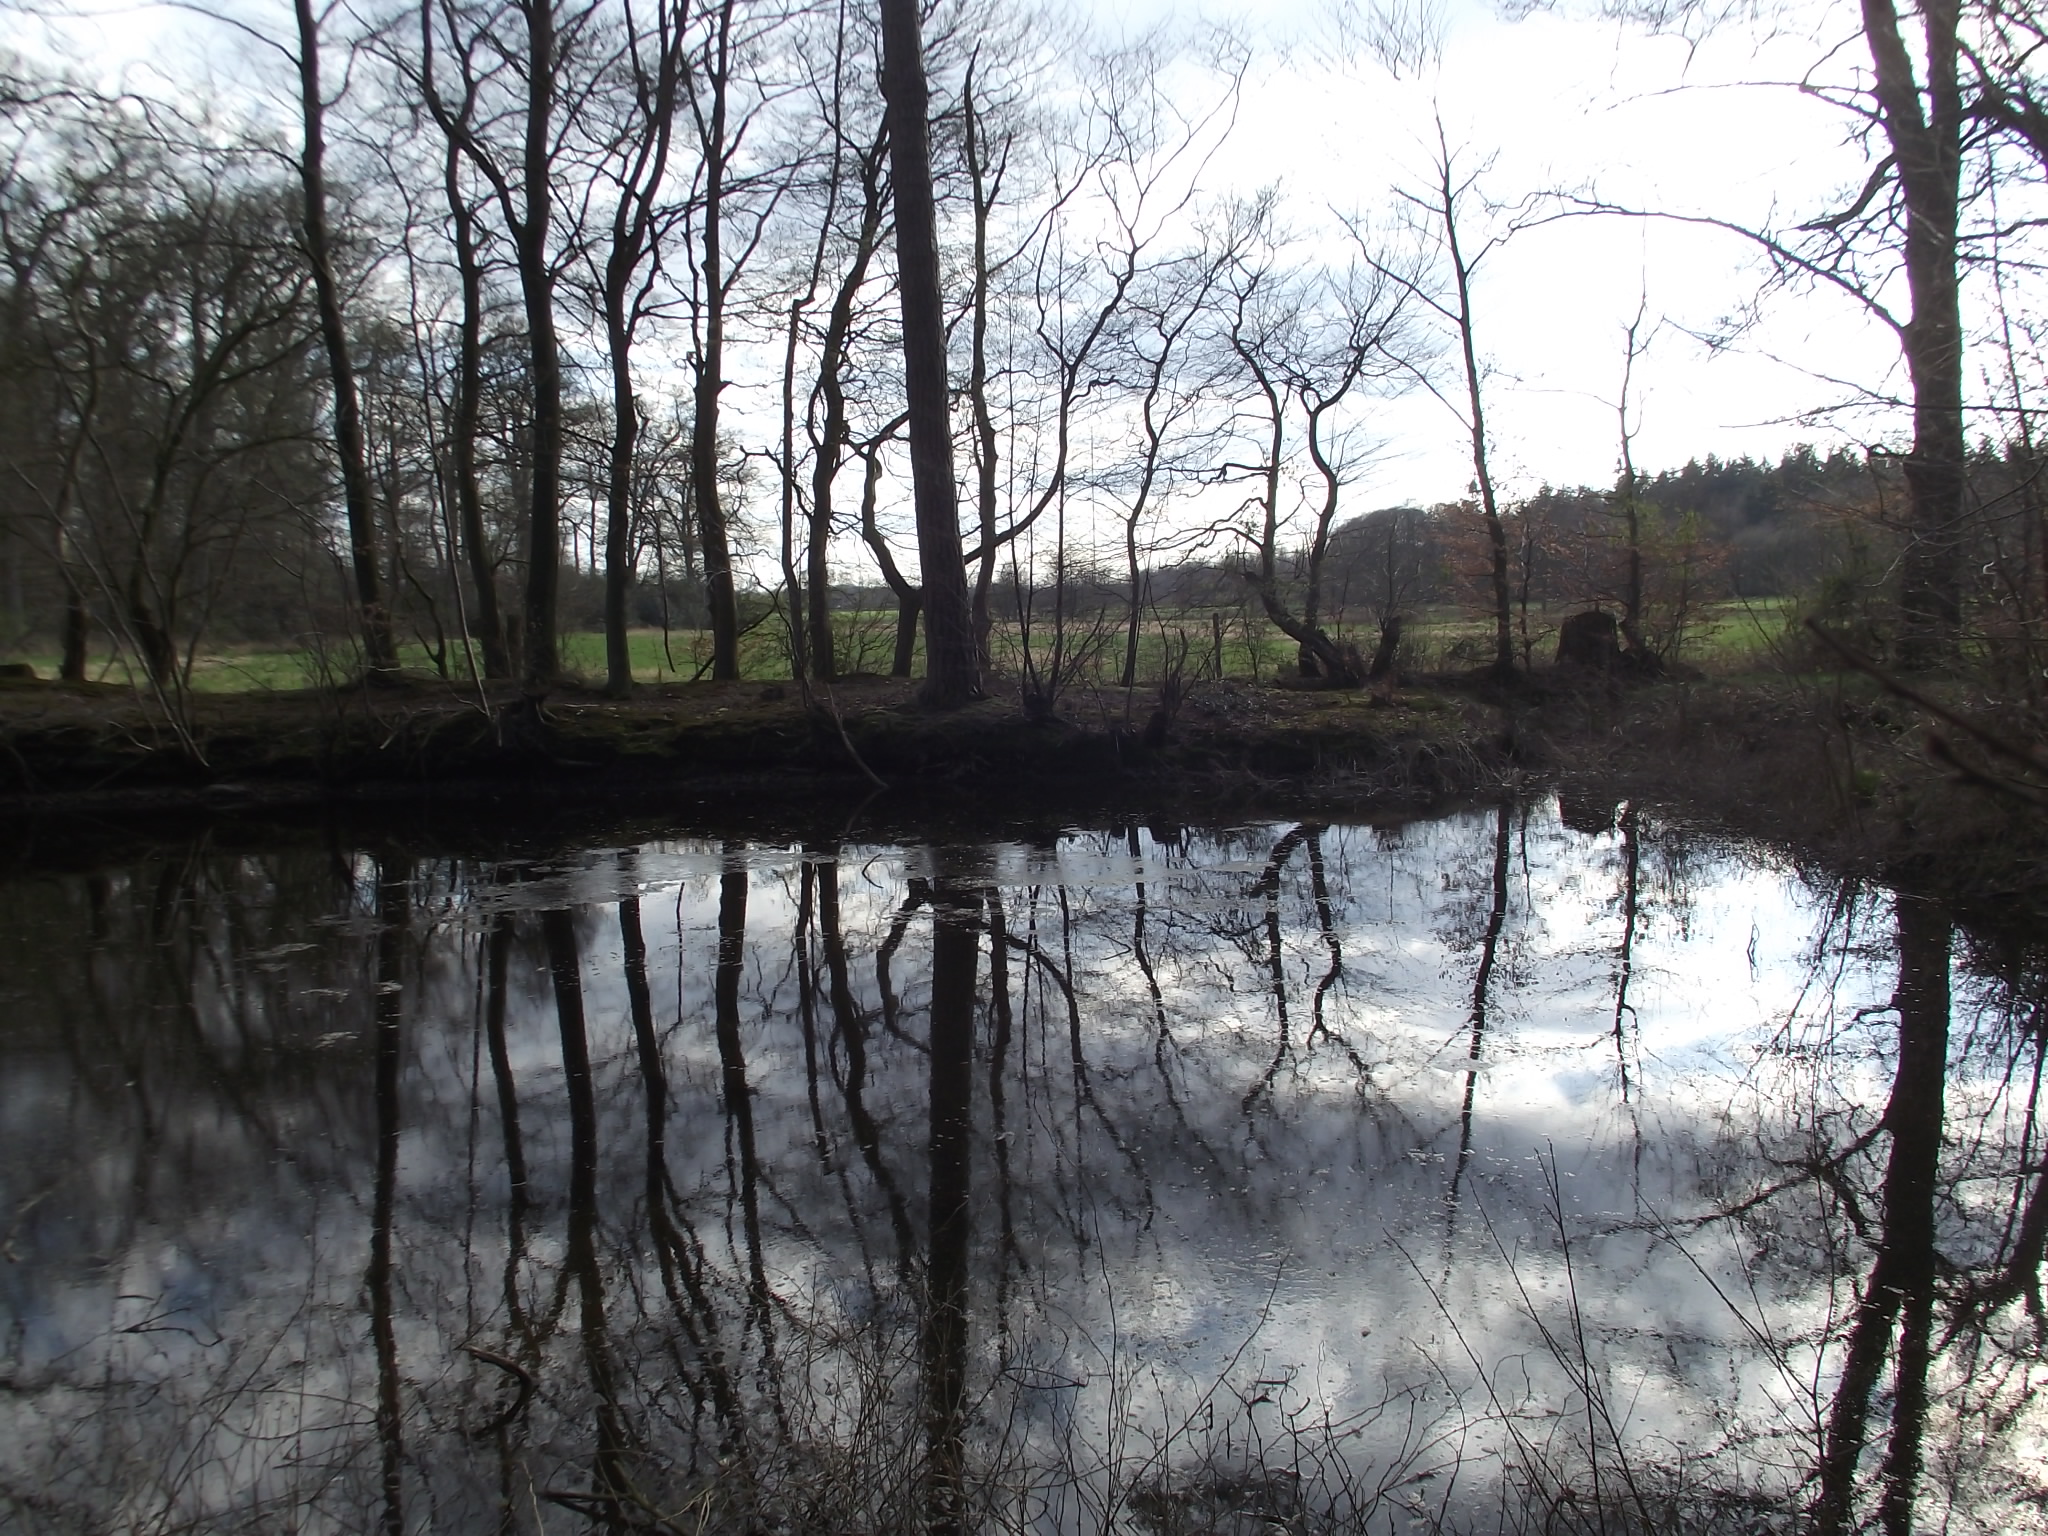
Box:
8 599 1802 694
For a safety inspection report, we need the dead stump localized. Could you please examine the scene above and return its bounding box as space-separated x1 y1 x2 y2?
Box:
1556 609 1623 672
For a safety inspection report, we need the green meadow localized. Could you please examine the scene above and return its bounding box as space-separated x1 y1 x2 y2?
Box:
11 599 1801 694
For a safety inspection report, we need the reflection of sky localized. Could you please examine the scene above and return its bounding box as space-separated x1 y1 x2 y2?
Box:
0 800 2035 1532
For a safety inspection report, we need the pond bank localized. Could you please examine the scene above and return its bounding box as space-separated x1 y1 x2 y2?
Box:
0 668 2040 919
0 672 1509 815
1528 670 2048 921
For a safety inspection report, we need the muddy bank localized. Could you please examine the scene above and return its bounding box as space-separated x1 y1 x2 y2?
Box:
4 669 2040 921
0 673 1511 848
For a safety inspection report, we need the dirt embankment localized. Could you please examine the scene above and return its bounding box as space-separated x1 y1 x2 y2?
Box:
1 669 2039 920
0 672 1511 819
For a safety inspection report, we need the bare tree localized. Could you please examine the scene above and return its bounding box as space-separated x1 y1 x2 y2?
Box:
957 32 1243 674
1113 247 1224 688
78 184 320 694
434 96 513 679
293 0 399 676
1606 293 1662 666
1370 122 1516 680
1822 0 1966 666
416 0 597 689
680 0 800 683
0 75 131 682
879 0 979 705
1218 198 1412 686
767 1 891 684
854 428 921 676
801 109 890 682
579 0 689 696
1586 0 2024 666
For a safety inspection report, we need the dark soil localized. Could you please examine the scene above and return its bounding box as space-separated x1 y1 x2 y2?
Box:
0 670 1509 840
2 668 2040 925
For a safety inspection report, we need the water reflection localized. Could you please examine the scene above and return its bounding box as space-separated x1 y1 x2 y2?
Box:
0 803 2041 1534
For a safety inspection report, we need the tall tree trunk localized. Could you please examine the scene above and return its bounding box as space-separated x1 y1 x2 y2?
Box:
856 447 922 677
921 875 978 1535
1299 394 1352 680
1438 153 1513 681
1241 346 1361 686
1864 0 1965 667
125 571 176 689
1119 329 1188 689
693 0 742 682
808 140 889 683
597 11 685 699
368 857 410 1536
879 0 980 708
806 396 841 682
59 565 88 682
604 302 641 696
1122 525 1146 689
964 70 1001 665
1812 893 1951 1536
515 0 563 690
444 143 511 680
1616 303 1649 657
295 0 397 677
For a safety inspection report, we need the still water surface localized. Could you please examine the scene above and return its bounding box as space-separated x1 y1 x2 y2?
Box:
0 800 2041 1534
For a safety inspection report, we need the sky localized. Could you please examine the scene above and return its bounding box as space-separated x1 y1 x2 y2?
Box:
1093 0 1907 508
14 0 1916 521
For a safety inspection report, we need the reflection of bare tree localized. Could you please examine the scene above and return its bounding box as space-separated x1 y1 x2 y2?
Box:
713 844 790 1436
1446 803 1512 1238
986 884 1021 1354
1813 894 1951 1536
1239 824 1375 1125
11 817 2048 1533
879 878 934 1053
1241 824 1310 1118
1611 802 1641 1094
1126 825 1230 1189
1303 829 1345 1049
1950 1025 2048 1326
922 876 978 1536
480 910 530 1336
619 871 745 1468
1611 803 1647 1211
1007 879 1152 1221
820 850 915 1276
539 905 636 1520
369 857 409 1536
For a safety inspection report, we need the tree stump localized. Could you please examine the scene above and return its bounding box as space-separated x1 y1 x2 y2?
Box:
1556 609 1623 671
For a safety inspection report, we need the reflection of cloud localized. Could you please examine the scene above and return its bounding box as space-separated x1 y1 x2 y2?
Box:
0 808 2037 1532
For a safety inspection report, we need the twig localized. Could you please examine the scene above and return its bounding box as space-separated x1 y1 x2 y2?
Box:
461 1344 534 1434
819 680 888 792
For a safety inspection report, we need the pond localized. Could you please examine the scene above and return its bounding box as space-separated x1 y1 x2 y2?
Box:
0 799 2041 1535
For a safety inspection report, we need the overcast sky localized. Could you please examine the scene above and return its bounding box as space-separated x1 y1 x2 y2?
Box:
1105 0 1904 507
20 0 1910 517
